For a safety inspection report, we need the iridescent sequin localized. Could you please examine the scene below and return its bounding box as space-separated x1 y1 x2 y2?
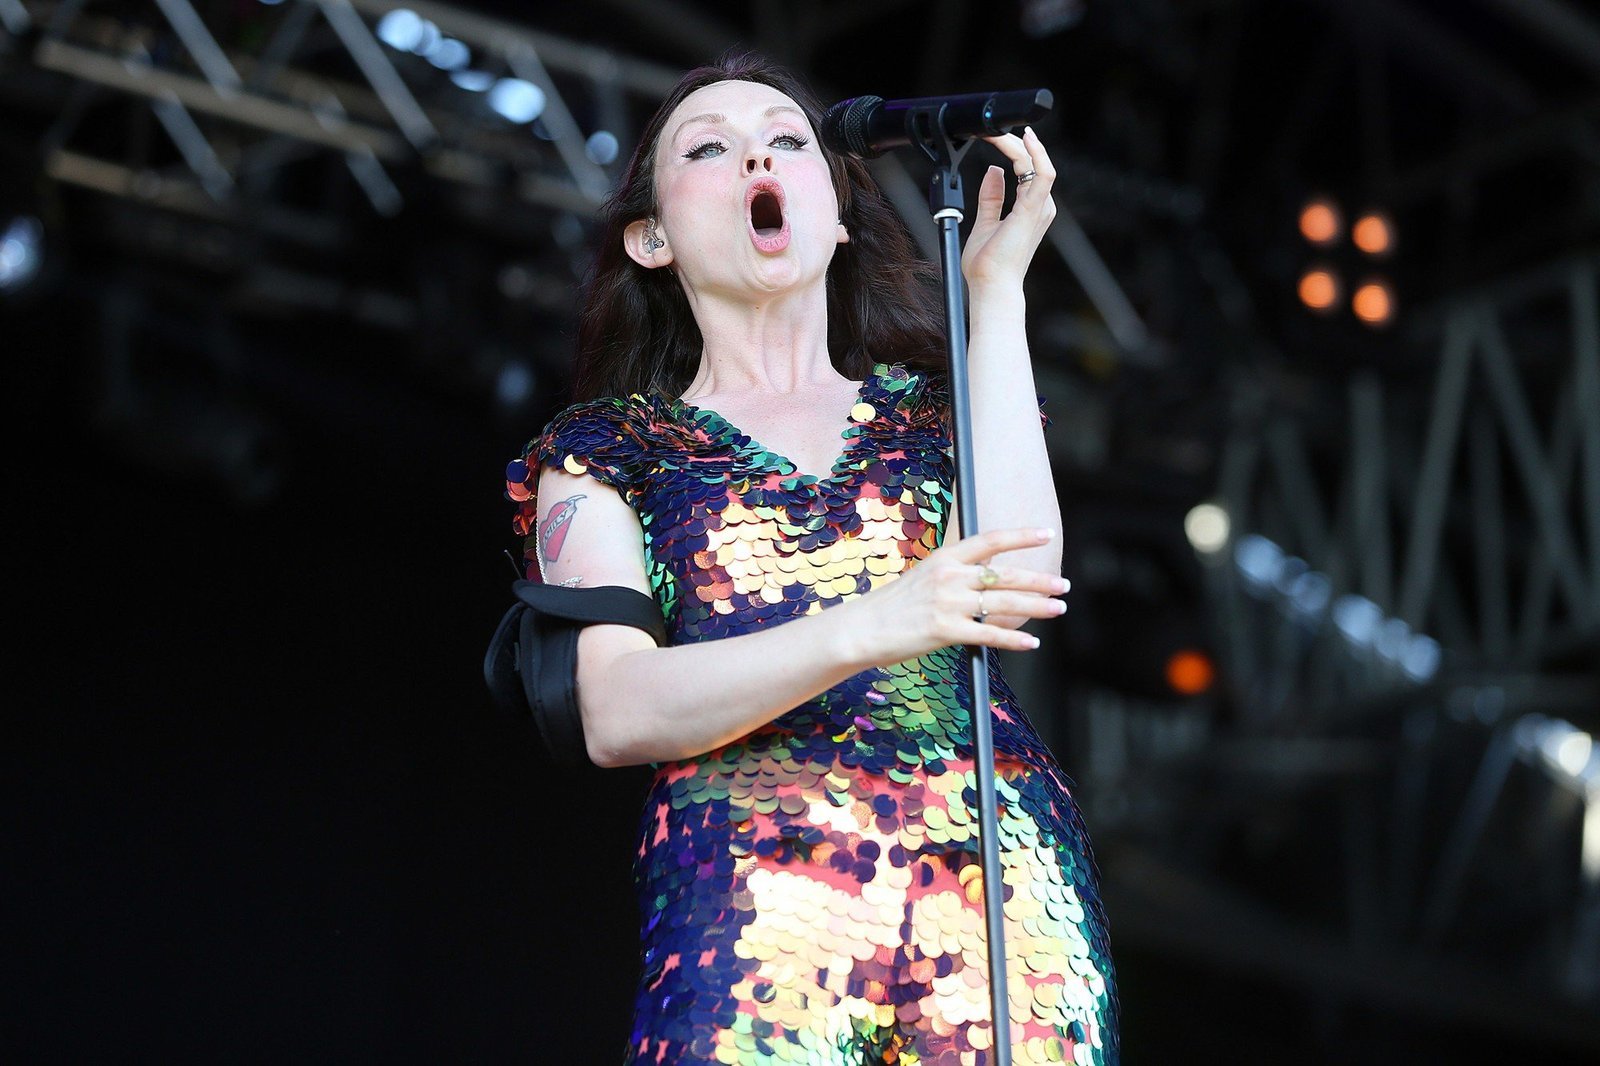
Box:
505 362 1117 1064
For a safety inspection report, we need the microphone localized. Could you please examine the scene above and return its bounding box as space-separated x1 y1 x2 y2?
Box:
820 89 1053 159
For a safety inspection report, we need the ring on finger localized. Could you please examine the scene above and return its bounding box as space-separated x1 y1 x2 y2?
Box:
975 590 988 622
978 565 999 588
1017 169 1037 184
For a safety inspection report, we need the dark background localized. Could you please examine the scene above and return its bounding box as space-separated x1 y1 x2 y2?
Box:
6 1 1599 1062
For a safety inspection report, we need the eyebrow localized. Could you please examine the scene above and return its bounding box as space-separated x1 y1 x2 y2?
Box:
670 104 807 145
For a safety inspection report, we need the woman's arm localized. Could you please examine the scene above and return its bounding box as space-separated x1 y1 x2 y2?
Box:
952 283 1063 612
945 127 1066 618
533 465 1065 768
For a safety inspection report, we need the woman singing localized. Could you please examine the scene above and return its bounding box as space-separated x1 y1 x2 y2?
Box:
503 50 1119 1066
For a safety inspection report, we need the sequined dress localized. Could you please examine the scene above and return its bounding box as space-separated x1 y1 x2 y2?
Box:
505 361 1119 1066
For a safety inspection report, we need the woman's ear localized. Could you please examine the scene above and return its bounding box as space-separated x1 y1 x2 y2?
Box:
623 216 673 269
836 218 849 244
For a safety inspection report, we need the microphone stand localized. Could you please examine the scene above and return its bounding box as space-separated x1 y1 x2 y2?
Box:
908 106 1015 1065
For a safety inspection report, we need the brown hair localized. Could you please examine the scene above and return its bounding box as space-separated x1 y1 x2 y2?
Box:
572 50 947 401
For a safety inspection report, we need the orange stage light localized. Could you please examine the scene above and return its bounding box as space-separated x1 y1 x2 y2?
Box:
1297 268 1340 312
1166 649 1215 696
1352 279 1395 326
1353 212 1392 256
1299 199 1341 245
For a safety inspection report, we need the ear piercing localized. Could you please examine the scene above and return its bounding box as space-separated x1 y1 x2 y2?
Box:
644 217 665 253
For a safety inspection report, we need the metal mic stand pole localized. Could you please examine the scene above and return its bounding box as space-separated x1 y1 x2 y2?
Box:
910 107 1012 1066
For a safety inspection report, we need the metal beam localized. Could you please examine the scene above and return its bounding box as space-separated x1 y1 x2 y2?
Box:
1397 312 1476 630
1477 310 1597 627
345 0 684 96
33 38 406 157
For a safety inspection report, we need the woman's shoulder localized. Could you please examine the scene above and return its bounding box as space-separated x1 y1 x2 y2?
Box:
519 386 697 480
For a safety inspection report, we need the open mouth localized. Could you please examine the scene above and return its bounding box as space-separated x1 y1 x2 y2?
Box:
750 189 784 236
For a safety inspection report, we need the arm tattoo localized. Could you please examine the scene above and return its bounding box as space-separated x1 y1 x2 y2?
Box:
554 575 584 587
538 493 586 574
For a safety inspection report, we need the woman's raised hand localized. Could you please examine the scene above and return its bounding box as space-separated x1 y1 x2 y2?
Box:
960 126 1057 295
846 526 1069 667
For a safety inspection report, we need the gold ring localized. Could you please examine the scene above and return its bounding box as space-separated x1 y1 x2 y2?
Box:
979 565 999 588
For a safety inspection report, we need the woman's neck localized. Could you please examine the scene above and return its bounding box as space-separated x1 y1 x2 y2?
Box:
679 282 839 399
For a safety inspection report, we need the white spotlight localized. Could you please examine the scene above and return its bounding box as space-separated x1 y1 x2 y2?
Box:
488 78 546 124
1555 730 1594 778
585 131 620 166
1399 634 1441 682
1332 594 1382 645
425 38 470 72
0 215 44 293
450 70 494 93
1184 502 1230 554
1234 534 1284 590
376 9 425 52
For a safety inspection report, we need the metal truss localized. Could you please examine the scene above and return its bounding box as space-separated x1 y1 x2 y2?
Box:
1079 255 1600 1043
6 0 680 227
1213 257 1600 676
2 0 1156 353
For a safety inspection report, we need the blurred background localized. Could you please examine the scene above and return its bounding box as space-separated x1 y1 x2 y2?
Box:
5 0 1598 1062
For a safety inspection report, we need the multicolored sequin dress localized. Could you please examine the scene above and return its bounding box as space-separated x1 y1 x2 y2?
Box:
505 361 1119 1065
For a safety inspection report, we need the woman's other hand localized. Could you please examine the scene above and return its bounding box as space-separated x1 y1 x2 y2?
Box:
844 526 1068 668
960 127 1057 296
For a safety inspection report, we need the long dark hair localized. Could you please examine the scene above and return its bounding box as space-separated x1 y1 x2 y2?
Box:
572 50 946 401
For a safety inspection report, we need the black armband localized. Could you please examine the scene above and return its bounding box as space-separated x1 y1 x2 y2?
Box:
483 580 668 764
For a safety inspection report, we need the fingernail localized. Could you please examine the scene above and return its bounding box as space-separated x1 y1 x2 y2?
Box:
1037 528 1054 540
1051 600 1067 614
1055 577 1070 593
1025 635 1041 648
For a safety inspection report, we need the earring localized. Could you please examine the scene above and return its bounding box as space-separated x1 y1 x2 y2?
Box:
643 217 665 254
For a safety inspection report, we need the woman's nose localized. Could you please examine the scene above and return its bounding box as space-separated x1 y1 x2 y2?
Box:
744 150 773 174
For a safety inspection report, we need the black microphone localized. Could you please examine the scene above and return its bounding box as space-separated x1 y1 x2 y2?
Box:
820 89 1053 159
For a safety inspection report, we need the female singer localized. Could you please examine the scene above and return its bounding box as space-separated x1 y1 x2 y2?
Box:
504 50 1118 1066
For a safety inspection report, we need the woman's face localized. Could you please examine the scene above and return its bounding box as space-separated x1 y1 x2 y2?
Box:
635 79 847 299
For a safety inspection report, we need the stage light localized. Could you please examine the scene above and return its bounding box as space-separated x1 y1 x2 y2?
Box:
586 131 620 166
1332 593 1382 644
0 214 43 294
376 9 426 52
1517 715 1599 787
1555 730 1594 778
1284 569 1331 618
1297 267 1340 313
488 78 546 124
1165 649 1215 696
1184 502 1230 554
495 360 535 408
1399 634 1440 682
1235 534 1285 590
1021 0 1087 37
1298 198 1341 245
450 70 494 93
1352 278 1395 326
424 37 470 72
1353 212 1392 256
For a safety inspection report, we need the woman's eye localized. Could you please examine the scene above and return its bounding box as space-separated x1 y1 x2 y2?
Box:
683 133 810 160
684 140 725 160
